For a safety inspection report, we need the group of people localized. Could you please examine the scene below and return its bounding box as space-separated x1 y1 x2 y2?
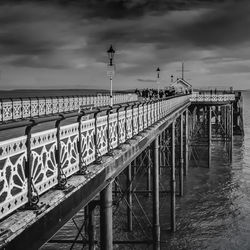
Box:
135 88 192 99
135 88 175 99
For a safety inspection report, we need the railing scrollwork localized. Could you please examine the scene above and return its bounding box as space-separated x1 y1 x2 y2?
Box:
0 94 190 220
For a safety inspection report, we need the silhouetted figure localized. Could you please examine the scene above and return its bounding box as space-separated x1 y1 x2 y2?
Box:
159 90 163 98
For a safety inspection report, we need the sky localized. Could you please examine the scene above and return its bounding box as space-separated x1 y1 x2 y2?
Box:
0 0 250 90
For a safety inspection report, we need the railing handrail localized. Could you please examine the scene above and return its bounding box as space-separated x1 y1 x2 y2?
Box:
0 94 190 220
0 93 138 123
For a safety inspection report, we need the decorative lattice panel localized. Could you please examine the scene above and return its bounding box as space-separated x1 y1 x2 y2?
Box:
143 106 148 129
2 101 12 121
30 129 58 195
45 98 53 115
118 111 126 144
60 123 79 177
0 136 28 220
38 99 46 116
109 113 118 149
132 107 139 135
96 116 108 156
138 106 143 132
52 98 59 114
31 99 39 117
13 100 22 120
126 109 133 139
22 100 31 118
80 118 95 165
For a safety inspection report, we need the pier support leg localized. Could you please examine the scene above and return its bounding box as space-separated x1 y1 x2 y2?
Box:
230 104 233 162
147 149 152 197
88 202 96 250
184 109 189 176
159 133 162 174
171 121 176 232
133 158 137 188
208 106 212 168
114 177 118 198
100 182 113 250
215 106 218 133
179 114 184 196
127 164 133 232
161 130 166 174
153 137 160 250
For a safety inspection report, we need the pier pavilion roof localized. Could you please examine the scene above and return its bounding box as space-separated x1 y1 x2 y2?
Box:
171 78 192 90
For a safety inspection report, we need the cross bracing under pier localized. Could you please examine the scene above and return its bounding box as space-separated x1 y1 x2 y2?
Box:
0 91 243 250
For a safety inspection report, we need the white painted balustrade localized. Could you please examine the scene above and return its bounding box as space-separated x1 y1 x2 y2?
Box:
190 92 235 102
0 94 190 220
0 93 138 123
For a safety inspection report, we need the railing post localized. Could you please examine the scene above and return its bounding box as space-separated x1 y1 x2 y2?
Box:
77 111 88 174
106 107 114 155
25 120 39 208
124 103 130 142
94 109 102 164
55 114 67 188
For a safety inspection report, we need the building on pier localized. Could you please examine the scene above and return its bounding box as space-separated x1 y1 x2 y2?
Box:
170 78 192 94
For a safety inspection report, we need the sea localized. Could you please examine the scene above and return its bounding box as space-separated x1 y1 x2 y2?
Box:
36 91 250 249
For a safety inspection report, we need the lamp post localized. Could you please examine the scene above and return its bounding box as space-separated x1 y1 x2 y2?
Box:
156 67 160 98
107 45 115 106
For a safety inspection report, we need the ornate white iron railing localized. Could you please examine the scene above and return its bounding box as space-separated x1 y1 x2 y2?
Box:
0 94 138 123
190 92 235 102
0 94 190 220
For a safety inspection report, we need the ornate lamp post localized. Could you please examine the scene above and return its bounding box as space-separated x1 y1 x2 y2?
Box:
156 67 160 98
107 45 115 106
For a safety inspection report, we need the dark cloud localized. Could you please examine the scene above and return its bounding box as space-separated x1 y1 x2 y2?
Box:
0 0 250 89
209 61 250 74
0 2 91 68
176 0 250 47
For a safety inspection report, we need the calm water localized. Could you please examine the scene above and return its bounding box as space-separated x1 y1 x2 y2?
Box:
163 91 250 250
42 92 250 250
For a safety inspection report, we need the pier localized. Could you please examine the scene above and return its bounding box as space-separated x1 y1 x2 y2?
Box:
0 91 243 250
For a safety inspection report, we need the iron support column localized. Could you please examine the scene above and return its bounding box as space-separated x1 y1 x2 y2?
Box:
114 177 118 197
161 130 166 174
179 114 184 196
127 164 133 232
153 137 160 249
88 202 96 250
133 158 137 188
159 133 162 171
230 104 233 161
100 182 113 250
208 106 212 168
171 121 176 232
147 149 152 197
184 109 189 176
215 106 218 132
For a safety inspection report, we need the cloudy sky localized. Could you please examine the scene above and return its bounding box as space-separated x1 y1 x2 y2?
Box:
0 0 249 90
